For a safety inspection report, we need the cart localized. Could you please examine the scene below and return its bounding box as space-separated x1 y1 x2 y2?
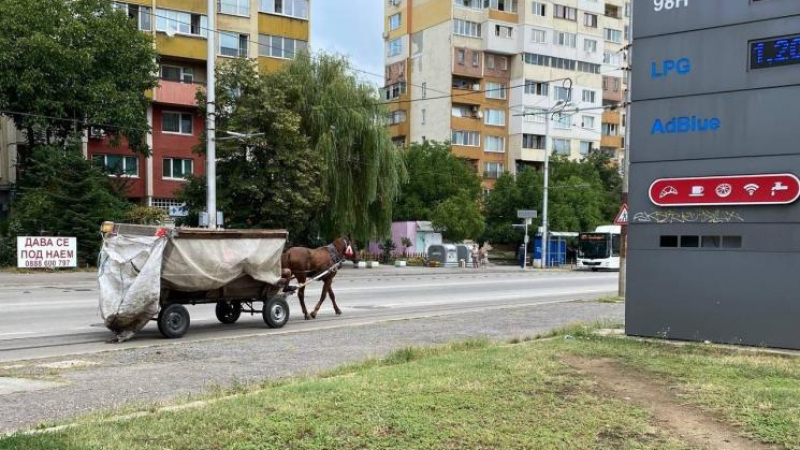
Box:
99 224 294 341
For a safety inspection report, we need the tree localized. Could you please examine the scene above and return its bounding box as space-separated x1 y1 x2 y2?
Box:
181 59 325 241
280 54 407 242
6 145 131 265
0 0 158 162
431 192 485 243
394 141 482 221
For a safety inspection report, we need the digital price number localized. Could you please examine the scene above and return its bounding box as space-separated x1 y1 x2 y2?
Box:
750 35 800 70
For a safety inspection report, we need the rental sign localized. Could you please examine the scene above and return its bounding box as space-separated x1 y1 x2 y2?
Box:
17 237 77 268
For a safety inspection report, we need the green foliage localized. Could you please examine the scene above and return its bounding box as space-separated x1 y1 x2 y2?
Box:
483 154 621 245
400 237 412 256
0 0 158 158
431 191 486 243
377 238 397 264
394 141 482 221
125 206 167 225
181 59 325 241
281 54 407 242
7 146 131 266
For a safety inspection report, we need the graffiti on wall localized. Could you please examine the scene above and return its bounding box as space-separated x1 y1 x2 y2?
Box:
633 208 744 224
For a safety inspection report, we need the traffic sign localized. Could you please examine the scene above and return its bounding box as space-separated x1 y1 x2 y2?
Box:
614 204 629 226
517 210 538 219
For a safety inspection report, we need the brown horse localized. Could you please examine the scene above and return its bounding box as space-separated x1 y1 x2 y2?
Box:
281 237 356 320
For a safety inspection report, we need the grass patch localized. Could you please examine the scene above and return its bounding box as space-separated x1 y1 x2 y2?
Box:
3 327 800 449
596 296 625 304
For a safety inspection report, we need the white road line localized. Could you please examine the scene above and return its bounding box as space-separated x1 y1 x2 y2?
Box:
0 332 35 337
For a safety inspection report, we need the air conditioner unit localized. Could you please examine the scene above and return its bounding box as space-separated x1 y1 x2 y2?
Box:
476 111 484 119
472 84 481 91
89 126 105 140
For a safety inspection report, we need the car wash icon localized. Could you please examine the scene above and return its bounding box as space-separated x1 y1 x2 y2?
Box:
659 186 678 199
715 183 732 198
772 181 789 197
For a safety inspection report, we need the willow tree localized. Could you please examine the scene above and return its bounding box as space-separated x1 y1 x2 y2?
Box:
276 54 407 243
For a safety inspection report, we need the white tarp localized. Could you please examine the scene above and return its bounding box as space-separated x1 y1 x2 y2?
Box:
98 233 285 342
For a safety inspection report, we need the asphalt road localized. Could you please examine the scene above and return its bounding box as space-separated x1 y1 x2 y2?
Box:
0 269 618 362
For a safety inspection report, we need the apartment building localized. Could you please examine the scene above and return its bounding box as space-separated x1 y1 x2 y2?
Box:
0 0 310 215
383 0 629 190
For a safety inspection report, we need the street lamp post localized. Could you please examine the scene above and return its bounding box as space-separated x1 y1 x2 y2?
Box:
206 0 217 229
541 99 569 269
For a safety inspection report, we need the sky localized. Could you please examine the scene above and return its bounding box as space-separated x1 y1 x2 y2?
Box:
311 0 385 86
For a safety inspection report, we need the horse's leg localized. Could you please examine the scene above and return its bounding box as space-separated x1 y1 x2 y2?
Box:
310 277 330 319
296 275 310 320
328 282 342 315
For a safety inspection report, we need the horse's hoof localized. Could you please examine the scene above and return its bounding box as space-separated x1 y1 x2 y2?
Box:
335 310 342 316
310 312 317 319
304 315 310 320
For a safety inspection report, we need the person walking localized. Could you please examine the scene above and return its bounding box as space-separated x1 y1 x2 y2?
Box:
471 245 480 269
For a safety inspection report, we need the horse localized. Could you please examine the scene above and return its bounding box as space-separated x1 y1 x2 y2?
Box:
281 237 356 320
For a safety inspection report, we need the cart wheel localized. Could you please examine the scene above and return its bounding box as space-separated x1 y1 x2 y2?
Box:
263 296 289 329
215 301 242 324
157 304 190 339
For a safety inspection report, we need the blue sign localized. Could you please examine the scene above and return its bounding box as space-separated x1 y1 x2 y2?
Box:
651 116 721 135
750 35 800 70
651 58 691 78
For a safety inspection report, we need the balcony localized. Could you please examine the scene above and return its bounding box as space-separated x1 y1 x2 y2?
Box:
153 80 204 107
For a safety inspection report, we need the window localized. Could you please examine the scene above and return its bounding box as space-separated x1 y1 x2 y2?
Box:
553 113 570 129
524 53 600 74
452 130 481 146
483 0 518 13
484 109 505 126
457 48 466 65
471 51 479 67
660 236 679 248
382 82 406 100
604 28 622 43
162 112 193 134
259 34 308 59
554 86 571 101
581 116 595 129
499 56 508 70
552 138 570 155
554 4 577 21
389 13 402 31
155 9 208 37
421 109 426 124
702 236 721 248
582 90 596 103
495 25 513 39
531 2 546 16
579 141 594 155
388 38 403 57
553 31 576 48
485 136 505 153
163 158 194 180
487 55 495 70
388 110 407 125
485 82 507 99
524 80 548 96
93 155 139 177
113 3 152 31
453 19 481 38
722 236 743 249
604 51 622 66
522 134 545 149
454 0 483 9
219 31 248 57
218 0 249 16
161 65 194 83
583 12 597 28
259 0 309 19
584 38 597 53
422 82 427 99
680 236 700 248
524 107 546 123
531 28 547 44
484 162 504 179
452 104 479 118
602 123 619 135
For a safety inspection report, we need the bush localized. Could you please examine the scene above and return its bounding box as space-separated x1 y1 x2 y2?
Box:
125 206 167 225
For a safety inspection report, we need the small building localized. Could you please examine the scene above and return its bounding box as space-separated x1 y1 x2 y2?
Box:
368 221 443 256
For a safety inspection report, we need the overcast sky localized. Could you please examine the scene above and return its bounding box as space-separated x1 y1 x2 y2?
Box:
311 0 384 86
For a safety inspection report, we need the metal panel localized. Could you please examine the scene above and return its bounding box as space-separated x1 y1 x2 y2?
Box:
632 0 800 40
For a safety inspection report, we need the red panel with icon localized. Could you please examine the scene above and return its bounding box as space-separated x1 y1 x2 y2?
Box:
649 174 800 206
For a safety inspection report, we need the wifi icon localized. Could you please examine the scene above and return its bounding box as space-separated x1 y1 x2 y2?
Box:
744 183 760 196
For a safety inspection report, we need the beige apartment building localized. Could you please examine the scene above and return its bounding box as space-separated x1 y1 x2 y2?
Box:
383 0 629 190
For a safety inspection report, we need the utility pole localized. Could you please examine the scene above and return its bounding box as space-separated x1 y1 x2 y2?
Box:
205 0 217 229
541 110 551 269
619 29 633 298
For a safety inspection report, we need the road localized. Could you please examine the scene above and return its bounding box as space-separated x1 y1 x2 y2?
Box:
0 269 618 362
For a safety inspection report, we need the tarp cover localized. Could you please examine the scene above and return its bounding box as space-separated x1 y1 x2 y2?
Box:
99 232 285 342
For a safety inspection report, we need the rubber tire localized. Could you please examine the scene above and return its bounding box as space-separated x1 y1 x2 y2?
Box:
591 268 599 272
157 304 191 339
263 296 290 329
215 302 242 324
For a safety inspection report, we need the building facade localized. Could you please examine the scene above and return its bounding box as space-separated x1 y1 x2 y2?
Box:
383 0 629 190
0 0 310 215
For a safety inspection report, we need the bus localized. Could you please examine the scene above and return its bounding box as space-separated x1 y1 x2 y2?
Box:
577 225 621 271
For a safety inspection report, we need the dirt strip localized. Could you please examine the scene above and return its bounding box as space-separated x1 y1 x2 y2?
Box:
562 356 782 450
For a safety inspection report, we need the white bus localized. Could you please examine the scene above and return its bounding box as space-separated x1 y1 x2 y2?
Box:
577 225 621 271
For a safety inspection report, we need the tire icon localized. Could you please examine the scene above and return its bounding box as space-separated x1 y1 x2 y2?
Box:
715 183 732 198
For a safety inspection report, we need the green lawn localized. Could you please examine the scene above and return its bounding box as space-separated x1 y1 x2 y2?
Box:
3 326 800 450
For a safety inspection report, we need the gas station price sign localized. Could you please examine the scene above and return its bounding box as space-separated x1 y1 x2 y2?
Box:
750 34 800 70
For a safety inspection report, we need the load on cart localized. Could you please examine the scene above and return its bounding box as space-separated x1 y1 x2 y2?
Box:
98 223 294 342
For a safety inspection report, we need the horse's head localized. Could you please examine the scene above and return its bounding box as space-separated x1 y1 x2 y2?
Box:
334 236 358 263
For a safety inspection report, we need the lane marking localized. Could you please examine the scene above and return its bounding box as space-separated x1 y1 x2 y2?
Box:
0 332 35 337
